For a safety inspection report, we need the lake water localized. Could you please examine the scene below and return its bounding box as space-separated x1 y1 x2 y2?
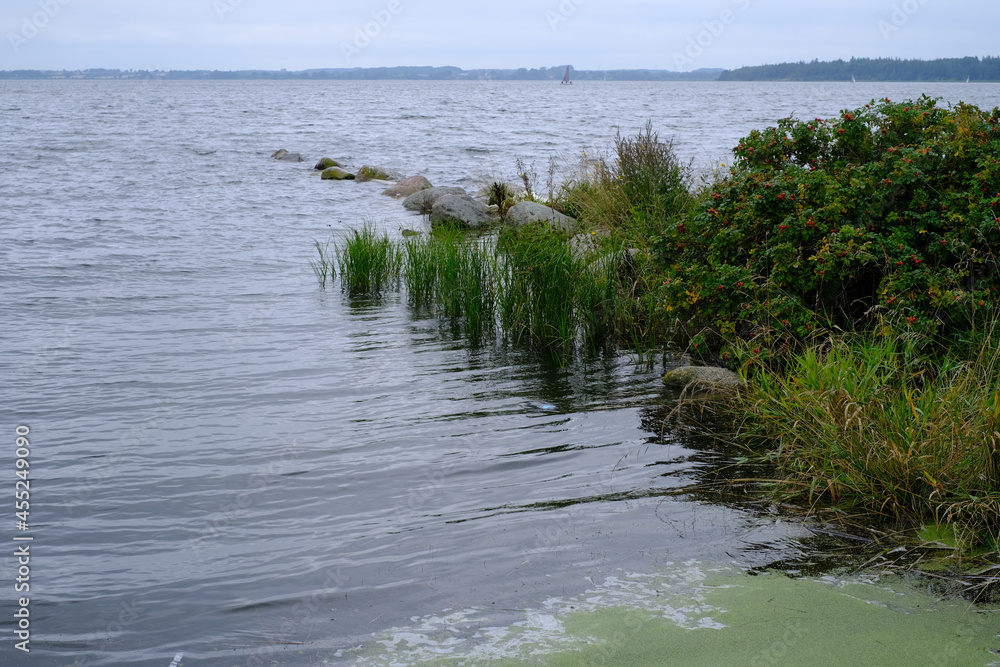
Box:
3 80 1000 666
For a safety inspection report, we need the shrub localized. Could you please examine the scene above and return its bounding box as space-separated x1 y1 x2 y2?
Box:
562 121 694 240
654 96 1000 358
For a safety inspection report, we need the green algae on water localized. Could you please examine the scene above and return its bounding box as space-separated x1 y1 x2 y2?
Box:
353 564 1000 666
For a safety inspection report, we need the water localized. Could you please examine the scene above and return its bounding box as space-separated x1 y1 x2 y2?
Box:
3 80 1000 666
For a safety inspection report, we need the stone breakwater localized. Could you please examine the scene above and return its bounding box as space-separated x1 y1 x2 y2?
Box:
271 148 580 231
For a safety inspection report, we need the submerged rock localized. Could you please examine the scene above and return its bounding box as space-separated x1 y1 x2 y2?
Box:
355 165 405 182
430 195 496 228
321 167 356 180
402 186 467 213
383 174 433 199
314 157 343 170
270 149 304 162
663 366 744 393
506 201 578 232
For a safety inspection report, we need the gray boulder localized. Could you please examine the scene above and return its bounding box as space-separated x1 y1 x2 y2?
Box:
430 195 496 228
314 157 343 170
403 186 467 213
321 167 356 180
506 201 578 232
663 366 744 393
569 228 611 260
355 165 405 182
270 149 304 162
383 174 433 199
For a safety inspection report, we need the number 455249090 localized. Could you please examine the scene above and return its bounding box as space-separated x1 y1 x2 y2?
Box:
15 426 30 524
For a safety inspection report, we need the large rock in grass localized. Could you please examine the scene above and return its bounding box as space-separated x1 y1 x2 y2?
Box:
270 149 304 162
355 165 404 182
321 167 356 180
430 195 496 228
663 366 744 393
403 186 467 213
383 174 433 199
314 157 344 170
506 201 578 232
570 228 611 260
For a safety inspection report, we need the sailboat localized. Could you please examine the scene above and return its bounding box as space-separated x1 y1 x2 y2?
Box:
561 66 572 85
851 75 856 83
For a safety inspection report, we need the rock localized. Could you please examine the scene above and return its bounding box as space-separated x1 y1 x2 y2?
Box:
430 195 496 228
402 186 467 213
270 149 304 162
570 228 611 260
355 165 405 182
506 201 578 232
663 366 744 393
314 157 343 170
321 167 356 180
382 174 433 198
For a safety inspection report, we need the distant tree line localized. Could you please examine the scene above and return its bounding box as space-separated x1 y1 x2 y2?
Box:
719 56 1000 82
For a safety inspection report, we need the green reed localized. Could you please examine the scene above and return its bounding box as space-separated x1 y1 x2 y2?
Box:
310 238 336 289
332 223 624 363
402 235 440 307
336 223 401 295
496 224 617 360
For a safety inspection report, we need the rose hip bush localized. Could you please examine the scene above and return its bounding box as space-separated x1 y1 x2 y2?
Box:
654 96 1000 356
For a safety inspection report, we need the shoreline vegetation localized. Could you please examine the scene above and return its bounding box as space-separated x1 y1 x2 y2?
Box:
316 96 1000 584
4 55 1000 81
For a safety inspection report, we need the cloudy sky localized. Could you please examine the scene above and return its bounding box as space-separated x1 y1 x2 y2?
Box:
2 0 997 72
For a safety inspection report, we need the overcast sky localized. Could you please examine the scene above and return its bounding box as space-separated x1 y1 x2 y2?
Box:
2 0 997 72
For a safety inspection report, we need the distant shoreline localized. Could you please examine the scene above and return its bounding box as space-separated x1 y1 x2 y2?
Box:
0 66 722 82
3 56 998 82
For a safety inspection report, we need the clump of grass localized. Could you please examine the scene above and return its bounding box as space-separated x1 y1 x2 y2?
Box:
613 253 673 364
310 238 335 289
734 320 1000 554
497 223 616 360
560 120 694 241
336 223 400 295
403 226 498 339
403 233 440 308
335 222 628 363
455 240 497 339
487 181 514 220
